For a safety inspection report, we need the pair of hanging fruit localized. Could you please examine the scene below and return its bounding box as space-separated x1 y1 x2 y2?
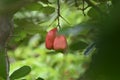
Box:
45 28 67 51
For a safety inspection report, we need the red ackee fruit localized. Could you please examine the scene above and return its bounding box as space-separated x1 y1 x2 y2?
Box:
45 28 57 49
53 35 67 51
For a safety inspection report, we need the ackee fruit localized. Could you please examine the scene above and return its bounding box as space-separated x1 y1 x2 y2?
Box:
53 35 67 51
45 28 57 49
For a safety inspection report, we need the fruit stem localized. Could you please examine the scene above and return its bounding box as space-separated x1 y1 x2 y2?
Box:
57 0 61 30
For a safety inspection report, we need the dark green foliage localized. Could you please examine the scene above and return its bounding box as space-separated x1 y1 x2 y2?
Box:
10 66 31 80
78 1 120 80
0 48 7 80
0 0 20 5
36 77 44 80
23 2 55 14
42 6 55 14
40 0 50 4
70 40 88 51
24 3 43 11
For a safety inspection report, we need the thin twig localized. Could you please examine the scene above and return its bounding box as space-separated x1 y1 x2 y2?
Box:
49 0 70 27
60 15 71 25
57 0 61 29
48 16 58 27
82 0 86 16
74 0 79 9
74 0 107 15
74 0 89 15
84 0 107 15
78 5 90 11
5 46 10 80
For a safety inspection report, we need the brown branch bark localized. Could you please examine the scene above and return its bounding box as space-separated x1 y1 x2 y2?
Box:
0 15 13 80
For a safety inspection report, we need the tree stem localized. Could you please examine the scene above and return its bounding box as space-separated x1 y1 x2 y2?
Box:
0 15 13 80
57 0 61 29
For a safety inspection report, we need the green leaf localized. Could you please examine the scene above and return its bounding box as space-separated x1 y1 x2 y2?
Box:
14 19 44 34
10 66 31 80
87 3 108 20
0 77 4 80
36 77 44 80
40 0 50 4
87 7 100 20
42 6 55 14
0 0 19 5
24 3 43 11
0 47 7 80
70 40 88 51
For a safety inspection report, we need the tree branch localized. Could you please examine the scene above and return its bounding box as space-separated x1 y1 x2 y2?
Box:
0 15 13 80
0 0 40 79
84 0 107 15
0 0 41 15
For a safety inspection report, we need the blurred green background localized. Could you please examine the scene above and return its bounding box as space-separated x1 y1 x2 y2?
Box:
6 0 109 80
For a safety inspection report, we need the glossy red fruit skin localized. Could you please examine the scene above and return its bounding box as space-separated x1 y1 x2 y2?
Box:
53 35 67 51
45 28 57 49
